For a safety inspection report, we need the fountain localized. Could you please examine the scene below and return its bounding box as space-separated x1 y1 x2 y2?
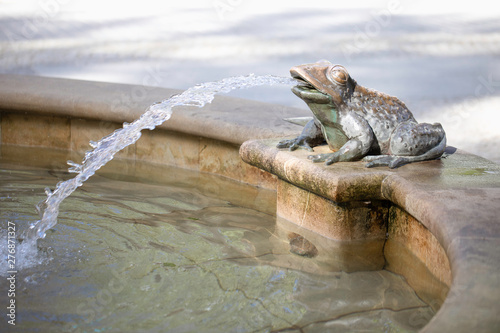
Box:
0 66 499 332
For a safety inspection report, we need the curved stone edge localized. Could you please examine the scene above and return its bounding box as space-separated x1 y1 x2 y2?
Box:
240 138 500 333
382 175 500 332
0 74 307 146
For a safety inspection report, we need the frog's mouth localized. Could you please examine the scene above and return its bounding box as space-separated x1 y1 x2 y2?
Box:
291 74 331 104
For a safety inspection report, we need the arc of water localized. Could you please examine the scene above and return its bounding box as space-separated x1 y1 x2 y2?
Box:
24 74 297 245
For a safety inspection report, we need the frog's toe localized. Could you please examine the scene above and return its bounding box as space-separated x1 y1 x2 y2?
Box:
388 157 408 169
325 155 340 165
307 154 322 163
292 142 314 152
308 153 327 163
277 138 315 152
276 140 291 149
365 156 408 168
365 156 393 168
288 142 299 151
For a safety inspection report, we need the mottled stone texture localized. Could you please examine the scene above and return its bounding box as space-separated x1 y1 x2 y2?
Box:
277 179 388 241
2 113 71 149
0 112 276 190
274 216 386 273
385 206 451 310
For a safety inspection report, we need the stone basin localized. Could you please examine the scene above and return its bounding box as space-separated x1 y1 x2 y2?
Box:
0 74 499 332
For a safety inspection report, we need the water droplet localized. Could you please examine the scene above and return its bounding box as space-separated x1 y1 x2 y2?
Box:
67 160 82 173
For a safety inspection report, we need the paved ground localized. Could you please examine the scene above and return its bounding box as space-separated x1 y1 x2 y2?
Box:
1 0 499 162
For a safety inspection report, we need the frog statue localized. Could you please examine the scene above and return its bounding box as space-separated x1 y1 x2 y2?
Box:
277 60 446 168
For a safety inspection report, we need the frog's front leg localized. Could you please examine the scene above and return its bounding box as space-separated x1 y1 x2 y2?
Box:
308 113 374 165
308 138 371 165
277 118 325 152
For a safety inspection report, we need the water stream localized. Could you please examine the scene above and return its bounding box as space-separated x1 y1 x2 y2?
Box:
23 74 297 248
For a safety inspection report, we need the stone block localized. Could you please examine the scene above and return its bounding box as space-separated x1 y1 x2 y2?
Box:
277 179 388 241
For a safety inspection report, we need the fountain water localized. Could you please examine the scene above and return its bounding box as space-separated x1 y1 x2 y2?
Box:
23 74 298 247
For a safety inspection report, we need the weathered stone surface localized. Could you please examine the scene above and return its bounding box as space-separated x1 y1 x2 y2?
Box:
241 137 500 333
385 206 452 310
277 179 388 240
289 234 319 258
2 113 71 149
274 216 386 273
240 139 391 202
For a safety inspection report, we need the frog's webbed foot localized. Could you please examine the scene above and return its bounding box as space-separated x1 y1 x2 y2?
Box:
308 152 336 163
363 155 408 169
277 118 325 152
277 137 315 152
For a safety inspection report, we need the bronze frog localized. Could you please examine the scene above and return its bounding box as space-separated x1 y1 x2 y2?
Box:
277 60 446 168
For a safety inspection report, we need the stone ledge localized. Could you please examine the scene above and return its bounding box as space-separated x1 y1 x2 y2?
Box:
240 138 391 202
240 138 500 333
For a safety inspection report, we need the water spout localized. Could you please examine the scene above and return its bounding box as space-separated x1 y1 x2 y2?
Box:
23 74 297 248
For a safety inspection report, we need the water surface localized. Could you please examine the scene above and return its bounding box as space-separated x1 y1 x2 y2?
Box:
0 147 434 332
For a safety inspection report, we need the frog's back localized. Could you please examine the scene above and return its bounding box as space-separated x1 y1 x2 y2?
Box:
346 85 415 151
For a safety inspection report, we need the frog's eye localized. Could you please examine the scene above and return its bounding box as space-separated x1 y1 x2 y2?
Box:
328 65 348 86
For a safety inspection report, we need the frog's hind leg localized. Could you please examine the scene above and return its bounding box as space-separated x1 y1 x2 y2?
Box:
364 135 446 168
363 122 446 168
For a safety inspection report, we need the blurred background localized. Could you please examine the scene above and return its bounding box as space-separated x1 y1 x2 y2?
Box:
1 0 499 162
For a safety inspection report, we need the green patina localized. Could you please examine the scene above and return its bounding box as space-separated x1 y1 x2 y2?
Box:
458 168 488 176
